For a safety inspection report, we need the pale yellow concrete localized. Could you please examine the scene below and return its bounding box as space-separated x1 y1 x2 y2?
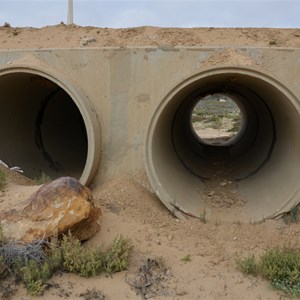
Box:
0 47 299 221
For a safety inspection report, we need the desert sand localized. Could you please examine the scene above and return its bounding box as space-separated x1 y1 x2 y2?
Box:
0 24 299 300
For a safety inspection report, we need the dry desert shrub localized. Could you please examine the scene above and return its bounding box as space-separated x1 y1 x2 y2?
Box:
0 231 132 296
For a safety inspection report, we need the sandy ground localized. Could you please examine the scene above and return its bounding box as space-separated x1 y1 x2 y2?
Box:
0 24 299 299
0 175 299 300
193 117 236 144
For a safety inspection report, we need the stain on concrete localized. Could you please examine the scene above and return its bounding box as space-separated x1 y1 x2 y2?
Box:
136 93 150 103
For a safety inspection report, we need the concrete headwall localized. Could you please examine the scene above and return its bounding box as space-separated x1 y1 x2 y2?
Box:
0 47 299 221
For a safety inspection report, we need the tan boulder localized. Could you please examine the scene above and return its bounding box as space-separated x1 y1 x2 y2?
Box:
0 177 101 243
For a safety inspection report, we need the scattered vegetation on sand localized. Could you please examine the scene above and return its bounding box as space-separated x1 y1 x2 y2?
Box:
181 254 192 263
0 224 6 245
0 232 132 296
34 172 52 185
235 254 258 276
269 38 279 46
199 209 207 224
103 234 132 274
283 206 300 224
0 169 6 190
236 248 300 297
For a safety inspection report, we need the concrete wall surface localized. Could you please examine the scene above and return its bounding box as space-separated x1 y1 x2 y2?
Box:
0 46 299 221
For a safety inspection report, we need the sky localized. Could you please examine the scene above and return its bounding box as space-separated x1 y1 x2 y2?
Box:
0 0 299 29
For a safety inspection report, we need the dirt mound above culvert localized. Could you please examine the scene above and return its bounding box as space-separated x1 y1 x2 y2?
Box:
0 25 300 49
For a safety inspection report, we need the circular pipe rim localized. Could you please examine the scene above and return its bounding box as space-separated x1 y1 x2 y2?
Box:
145 65 300 218
0 65 101 185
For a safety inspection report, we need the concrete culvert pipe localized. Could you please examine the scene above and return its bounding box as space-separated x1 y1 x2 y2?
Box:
145 67 300 222
0 69 100 185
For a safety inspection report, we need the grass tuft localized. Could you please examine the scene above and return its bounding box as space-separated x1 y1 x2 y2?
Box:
34 172 51 185
260 248 300 297
181 254 192 263
61 232 104 277
235 254 258 276
236 248 300 297
269 39 278 46
103 235 132 274
0 169 6 190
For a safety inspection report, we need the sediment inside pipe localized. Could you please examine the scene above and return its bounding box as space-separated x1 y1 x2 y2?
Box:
146 68 300 221
0 72 91 182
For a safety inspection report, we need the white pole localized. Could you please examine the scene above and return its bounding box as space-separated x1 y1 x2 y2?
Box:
67 0 73 25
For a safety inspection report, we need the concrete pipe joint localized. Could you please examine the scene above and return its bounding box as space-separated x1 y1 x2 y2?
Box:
0 67 101 185
145 67 300 222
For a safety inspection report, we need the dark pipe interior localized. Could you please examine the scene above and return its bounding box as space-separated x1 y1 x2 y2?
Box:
0 72 88 180
172 81 275 181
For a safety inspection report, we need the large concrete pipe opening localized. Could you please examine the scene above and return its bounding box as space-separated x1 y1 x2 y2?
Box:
146 67 300 222
0 70 100 184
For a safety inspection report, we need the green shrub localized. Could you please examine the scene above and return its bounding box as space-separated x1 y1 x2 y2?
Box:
227 114 241 133
269 39 278 46
20 259 51 296
61 232 104 277
181 254 192 263
0 256 8 279
26 280 44 296
60 233 132 277
61 232 86 273
0 224 5 245
0 233 132 295
199 209 206 223
260 248 300 297
46 238 64 272
103 235 132 274
0 169 6 190
283 206 299 224
236 248 300 297
191 115 202 123
235 254 258 276
34 172 51 185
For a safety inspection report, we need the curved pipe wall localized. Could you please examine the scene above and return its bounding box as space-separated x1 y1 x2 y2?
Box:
0 68 101 185
146 67 300 221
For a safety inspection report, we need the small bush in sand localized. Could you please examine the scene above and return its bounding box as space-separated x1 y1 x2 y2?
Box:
61 232 104 277
0 256 8 279
103 234 132 274
260 248 300 297
283 206 299 224
34 172 51 185
61 232 133 276
0 169 6 190
269 38 278 46
181 254 192 263
235 254 258 276
0 232 132 296
236 248 300 297
20 260 51 296
0 224 6 245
